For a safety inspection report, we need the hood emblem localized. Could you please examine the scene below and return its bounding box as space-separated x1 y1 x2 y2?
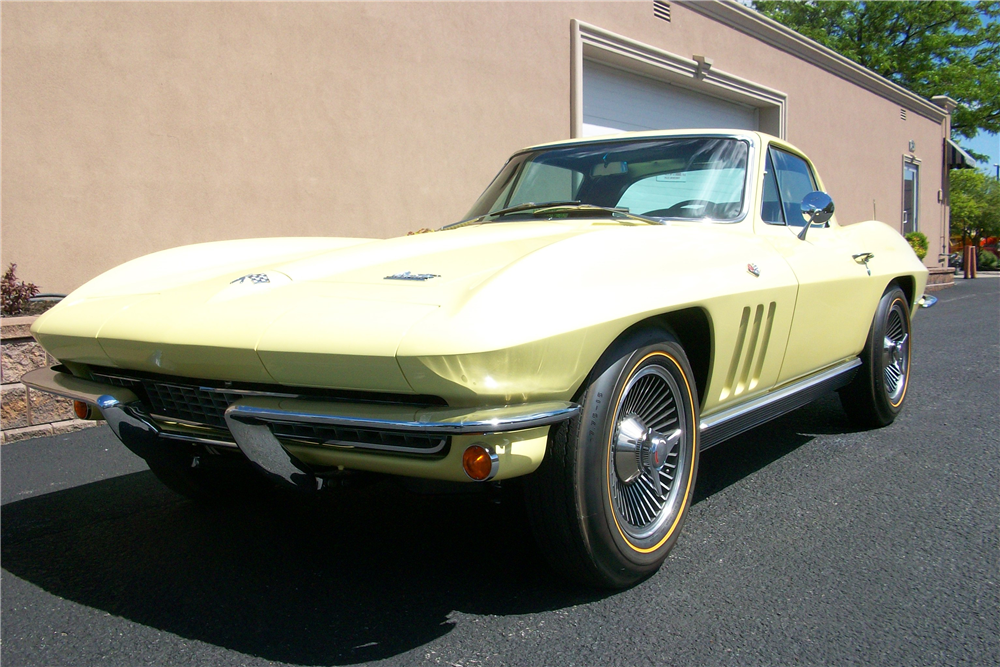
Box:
231 273 270 285
384 271 440 281
747 263 760 278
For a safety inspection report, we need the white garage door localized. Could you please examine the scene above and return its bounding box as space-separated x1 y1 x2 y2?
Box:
583 61 758 137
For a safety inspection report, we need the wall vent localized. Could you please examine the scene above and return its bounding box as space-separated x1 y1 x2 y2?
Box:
900 108 907 120
654 0 671 22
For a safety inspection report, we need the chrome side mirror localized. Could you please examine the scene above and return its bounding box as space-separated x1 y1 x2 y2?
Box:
798 191 835 240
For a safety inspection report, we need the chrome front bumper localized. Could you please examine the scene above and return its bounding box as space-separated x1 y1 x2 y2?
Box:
22 366 579 491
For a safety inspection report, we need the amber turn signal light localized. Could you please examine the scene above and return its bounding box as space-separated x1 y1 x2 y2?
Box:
73 400 92 420
462 444 499 481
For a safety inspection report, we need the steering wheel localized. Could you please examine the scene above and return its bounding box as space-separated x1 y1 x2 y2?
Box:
644 200 714 218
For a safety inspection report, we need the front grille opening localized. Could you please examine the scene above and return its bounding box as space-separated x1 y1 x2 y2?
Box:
86 365 448 406
145 382 237 429
85 365 450 457
272 422 449 457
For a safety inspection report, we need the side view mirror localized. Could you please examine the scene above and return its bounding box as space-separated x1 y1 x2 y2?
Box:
798 191 835 240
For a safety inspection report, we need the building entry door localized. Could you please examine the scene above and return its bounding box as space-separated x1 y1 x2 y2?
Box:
902 162 919 234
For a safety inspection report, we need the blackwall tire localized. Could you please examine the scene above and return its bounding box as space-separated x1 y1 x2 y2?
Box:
524 329 700 588
840 285 911 428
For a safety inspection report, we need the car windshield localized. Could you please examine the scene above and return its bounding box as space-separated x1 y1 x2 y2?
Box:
462 137 750 224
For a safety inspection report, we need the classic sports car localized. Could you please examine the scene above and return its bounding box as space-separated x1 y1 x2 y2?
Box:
25 130 928 588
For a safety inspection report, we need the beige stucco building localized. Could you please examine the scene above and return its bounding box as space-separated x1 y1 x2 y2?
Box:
2 1 962 294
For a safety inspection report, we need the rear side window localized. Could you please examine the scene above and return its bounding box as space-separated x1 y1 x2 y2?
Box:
765 147 818 227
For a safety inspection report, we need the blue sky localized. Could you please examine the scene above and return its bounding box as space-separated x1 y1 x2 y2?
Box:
963 131 999 177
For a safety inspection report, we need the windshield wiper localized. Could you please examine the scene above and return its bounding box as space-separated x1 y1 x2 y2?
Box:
443 200 664 230
530 204 664 225
486 200 584 219
443 200 582 229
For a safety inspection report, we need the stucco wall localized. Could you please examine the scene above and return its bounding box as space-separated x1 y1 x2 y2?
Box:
2 2 947 294
569 2 947 258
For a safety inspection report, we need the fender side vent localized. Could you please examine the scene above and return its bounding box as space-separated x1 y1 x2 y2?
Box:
720 302 777 401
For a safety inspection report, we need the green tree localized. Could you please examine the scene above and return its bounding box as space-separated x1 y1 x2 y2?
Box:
950 169 1000 249
753 1 1000 144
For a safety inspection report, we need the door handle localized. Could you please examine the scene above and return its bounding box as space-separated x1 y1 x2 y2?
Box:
852 252 875 275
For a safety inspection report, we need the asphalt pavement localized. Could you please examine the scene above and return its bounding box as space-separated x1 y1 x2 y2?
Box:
2 276 998 667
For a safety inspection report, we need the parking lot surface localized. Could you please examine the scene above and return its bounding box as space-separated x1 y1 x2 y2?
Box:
2 276 997 666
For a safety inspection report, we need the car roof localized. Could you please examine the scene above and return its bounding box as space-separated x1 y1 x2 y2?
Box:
523 129 776 152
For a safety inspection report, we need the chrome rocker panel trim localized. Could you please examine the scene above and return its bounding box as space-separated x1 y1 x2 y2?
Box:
699 358 862 450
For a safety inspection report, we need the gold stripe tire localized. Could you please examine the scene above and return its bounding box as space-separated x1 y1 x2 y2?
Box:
524 328 700 588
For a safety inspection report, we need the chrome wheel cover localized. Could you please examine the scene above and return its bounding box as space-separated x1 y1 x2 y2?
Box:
609 365 689 541
881 301 910 404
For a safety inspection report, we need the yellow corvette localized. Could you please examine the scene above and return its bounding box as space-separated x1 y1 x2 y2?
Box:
25 130 928 587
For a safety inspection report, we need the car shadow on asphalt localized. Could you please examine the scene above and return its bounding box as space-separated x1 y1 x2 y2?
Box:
693 392 857 503
1 392 852 665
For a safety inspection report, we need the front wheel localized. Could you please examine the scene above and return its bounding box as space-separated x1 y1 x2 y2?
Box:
524 330 700 588
840 285 912 428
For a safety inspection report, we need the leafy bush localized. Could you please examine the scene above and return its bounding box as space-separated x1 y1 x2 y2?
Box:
1 263 39 317
905 232 928 260
979 249 1000 271
951 170 1000 249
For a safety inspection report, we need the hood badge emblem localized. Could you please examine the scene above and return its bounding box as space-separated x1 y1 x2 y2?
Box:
385 271 440 281
747 263 760 278
231 273 271 285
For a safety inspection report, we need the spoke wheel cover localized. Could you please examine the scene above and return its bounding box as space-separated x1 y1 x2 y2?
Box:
609 365 689 542
839 286 912 429
881 300 910 406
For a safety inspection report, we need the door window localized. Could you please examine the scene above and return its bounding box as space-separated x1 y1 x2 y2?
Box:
761 151 784 224
768 147 818 229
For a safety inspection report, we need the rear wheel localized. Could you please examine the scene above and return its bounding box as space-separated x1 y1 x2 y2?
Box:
840 285 911 428
524 329 700 588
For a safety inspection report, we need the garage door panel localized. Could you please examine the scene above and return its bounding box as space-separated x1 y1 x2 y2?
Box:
583 61 757 135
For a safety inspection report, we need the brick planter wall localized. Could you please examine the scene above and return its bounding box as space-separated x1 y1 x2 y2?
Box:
1 316 98 443
925 267 955 292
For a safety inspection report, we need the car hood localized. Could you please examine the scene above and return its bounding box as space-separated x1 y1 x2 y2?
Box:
32 222 604 389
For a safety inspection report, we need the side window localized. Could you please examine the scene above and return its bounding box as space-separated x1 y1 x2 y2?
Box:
761 151 784 224
770 148 818 227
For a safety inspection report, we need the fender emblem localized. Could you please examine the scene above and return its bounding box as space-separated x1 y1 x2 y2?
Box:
231 273 270 285
385 271 440 281
747 263 760 277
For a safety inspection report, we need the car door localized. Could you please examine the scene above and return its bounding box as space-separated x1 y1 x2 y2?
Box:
756 145 882 384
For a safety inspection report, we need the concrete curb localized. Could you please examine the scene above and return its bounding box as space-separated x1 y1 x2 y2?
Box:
1 418 101 444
